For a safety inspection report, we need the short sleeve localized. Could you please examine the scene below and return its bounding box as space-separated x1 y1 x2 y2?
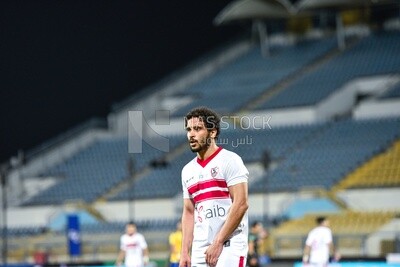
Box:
224 152 249 187
139 234 148 249
120 236 125 250
305 232 312 246
325 228 333 244
181 167 191 199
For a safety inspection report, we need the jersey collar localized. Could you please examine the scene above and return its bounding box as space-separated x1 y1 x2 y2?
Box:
196 146 223 168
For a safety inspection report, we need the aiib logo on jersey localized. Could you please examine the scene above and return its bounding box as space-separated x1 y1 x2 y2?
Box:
196 204 226 223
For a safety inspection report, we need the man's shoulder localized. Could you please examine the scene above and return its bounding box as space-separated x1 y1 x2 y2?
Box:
182 157 196 172
136 232 145 238
310 226 331 235
218 148 242 160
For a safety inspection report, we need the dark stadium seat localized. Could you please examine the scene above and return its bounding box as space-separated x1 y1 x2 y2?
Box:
110 123 326 200
250 117 400 193
23 136 185 206
255 31 400 110
172 38 337 116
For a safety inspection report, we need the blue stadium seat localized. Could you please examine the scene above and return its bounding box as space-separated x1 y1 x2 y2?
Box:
172 38 337 116
256 31 400 109
24 135 185 205
251 117 400 193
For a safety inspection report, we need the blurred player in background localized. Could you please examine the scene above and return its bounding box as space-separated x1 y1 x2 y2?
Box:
169 220 182 267
247 221 268 267
116 221 149 267
180 106 249 267
302 216 340 267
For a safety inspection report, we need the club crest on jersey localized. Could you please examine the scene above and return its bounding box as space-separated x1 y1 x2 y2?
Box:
210 166 219 178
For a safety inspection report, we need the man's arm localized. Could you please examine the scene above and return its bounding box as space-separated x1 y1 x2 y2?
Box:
248 235 259 266
216 182 249 244
179 198 195 267
142 247 149 265
330 241 341 262
303 245 311 263
115 249 125 266
205 182 249 266
248 236 256 255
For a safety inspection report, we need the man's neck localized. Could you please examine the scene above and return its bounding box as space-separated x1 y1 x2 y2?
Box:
197 143 219 161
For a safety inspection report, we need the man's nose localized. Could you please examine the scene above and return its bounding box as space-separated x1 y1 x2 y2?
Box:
188 129 195 137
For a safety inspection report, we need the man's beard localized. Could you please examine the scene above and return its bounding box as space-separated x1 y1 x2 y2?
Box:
189 137 212 153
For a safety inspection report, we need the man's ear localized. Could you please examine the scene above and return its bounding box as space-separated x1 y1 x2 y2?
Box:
210 128 217 139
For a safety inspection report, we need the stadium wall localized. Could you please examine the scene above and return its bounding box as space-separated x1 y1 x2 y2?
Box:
367 219 400 257
93 199 177 222
7 205 57 227
337 188 400 211
6 192 296 228
353 99 400 119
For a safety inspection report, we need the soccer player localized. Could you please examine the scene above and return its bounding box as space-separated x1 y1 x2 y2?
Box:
180 107 249 267
116 221 149 267
303 216 340 267
247 221 267 267
169 220 183 267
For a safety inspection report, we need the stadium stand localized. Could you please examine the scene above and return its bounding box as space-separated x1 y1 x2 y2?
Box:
255 31 400 110
271 211 396 257
251 117 400 193
219 123 325 163
111 123 325 200
4 19 400 263
334 140 400 190
23 136 184 206
172 38 337 116
110 117 400 200
109 148 190 200
273 211 395 236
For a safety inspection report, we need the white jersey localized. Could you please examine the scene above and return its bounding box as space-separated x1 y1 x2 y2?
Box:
305 226 332 264
181 147 249 264
120 233 148 267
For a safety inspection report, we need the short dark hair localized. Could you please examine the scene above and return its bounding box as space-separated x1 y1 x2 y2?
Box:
185 106 220 138
251 221 261 228
127 221 136 226
316 216 326 225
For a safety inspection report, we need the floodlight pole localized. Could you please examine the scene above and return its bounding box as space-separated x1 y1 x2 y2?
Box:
254 20 270 57
263 174 269 224
127 157 135 221
0 163 9 266
336 13 345 51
